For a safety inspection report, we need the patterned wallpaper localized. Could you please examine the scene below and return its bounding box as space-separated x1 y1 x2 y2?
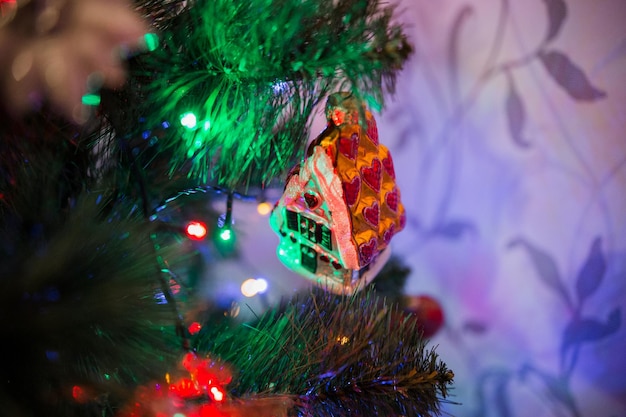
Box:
379 0 626 415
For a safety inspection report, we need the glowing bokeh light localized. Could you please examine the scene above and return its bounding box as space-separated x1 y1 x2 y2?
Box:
188 321 202 335
210 386 225 402
180 112 197 129
143 33 159 52
185 221 207 240
219 228 232 241
72 385 86 403
241 278 269 297
226 301 240 317
241 279 257 297
255 278 268 293
256 201 272 216
336 336 350 345
81 93 101 106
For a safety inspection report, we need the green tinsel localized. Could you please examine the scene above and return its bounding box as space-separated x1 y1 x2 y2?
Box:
122 0 412 189
194 288 454 416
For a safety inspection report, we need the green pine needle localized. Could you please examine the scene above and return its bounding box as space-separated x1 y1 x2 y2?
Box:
132 0 412 189
0 159 185 417
194 288 454 416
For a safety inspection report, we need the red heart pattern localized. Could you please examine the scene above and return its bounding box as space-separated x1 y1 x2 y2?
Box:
359 237 378 266
385 188 398 212
342 176 361 207
383 223 396 245
367 117 379 145
361 158 381 193
362 201 379 228
382 154 395 179
339 132 359 160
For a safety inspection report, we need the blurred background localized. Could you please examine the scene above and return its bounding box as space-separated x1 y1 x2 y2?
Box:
192 1 625 416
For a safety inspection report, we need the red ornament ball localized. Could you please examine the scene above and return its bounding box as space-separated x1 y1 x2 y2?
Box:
402 295 445 338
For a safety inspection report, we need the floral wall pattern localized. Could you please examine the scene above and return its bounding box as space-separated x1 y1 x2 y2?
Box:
380 0 626 415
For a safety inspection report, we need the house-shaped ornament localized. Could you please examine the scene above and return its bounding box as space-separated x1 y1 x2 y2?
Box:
269 92 405 294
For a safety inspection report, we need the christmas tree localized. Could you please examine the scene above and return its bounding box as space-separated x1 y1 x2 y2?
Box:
0 0 453 416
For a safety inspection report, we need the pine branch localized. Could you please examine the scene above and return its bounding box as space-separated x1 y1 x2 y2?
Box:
193 288 454 416
114 0 412 190
0 158 189 417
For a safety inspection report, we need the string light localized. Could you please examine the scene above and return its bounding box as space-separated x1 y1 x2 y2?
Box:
180 112 198 129
213 192 236 255
185 221 208 240
256 201 272 216
219 228 232 241
241 278 269 297
143 33 160 52
81 93 101 106
209 386 225 402
188 321 202 335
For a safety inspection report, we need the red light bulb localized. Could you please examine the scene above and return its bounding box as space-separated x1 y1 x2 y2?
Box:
188 321 202 335
186 221 208 240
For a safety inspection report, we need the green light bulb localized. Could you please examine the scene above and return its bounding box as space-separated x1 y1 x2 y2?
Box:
81 93 101 106
180 112 197 129
219 229 232 241
143 33 159 52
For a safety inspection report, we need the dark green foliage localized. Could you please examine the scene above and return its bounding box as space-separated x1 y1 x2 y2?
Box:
0 114 222 417
0 151 183 417
371 255 412 303
194 288 454 416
